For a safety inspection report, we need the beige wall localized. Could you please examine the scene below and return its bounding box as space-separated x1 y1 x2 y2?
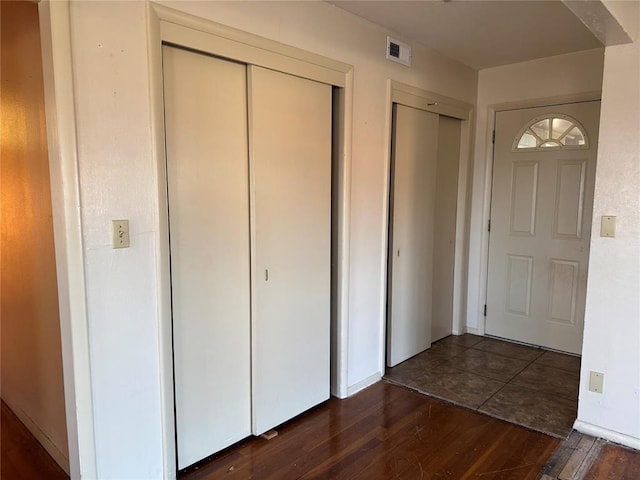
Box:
0 0 68 472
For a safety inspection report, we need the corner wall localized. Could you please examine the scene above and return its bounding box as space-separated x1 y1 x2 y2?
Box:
575 28 640 447
0 0 69 472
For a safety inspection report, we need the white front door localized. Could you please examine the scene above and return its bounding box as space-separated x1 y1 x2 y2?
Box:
486 101 600 354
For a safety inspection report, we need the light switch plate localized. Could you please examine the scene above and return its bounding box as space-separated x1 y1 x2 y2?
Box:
600 216 616 237
589 371 604 393
112 220 130 248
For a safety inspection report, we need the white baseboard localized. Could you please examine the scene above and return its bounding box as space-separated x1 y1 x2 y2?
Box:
2 397 70 474
465 327 482 336
346 373 381 397
574 419 640 450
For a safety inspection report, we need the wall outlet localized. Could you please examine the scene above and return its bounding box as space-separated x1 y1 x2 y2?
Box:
600 216 616 237
589 371 604 393
112 219 130 248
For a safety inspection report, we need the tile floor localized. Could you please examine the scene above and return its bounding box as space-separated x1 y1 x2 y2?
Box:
384 334 581 438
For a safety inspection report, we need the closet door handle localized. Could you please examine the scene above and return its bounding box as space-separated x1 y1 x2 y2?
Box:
265 269 269 281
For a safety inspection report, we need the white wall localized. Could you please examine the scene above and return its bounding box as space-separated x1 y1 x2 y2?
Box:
575 25 640 446
62 1 477 477
68 2 163 477
467 49 605 333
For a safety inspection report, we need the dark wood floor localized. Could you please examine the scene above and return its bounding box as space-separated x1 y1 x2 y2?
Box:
584 443 640 479
181 381 559 479
1 401 68 480
2 383 639 479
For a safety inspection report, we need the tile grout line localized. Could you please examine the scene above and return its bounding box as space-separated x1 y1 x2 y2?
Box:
392 336 581 438
476 349 539 410
505 351 541 386
476 379 509 411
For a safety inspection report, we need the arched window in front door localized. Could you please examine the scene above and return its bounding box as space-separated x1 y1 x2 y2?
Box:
513 114 588 151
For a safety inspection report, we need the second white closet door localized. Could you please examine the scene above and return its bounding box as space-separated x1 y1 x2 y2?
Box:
249 66 332 435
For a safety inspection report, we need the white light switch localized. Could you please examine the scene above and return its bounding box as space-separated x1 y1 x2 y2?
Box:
112 220 130 248
589 371 604 393
600 216 616 237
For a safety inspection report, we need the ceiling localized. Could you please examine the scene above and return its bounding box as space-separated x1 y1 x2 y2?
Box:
329 1 603 69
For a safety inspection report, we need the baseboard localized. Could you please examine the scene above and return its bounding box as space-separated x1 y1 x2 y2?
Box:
465 327 482 336
573 419 640 450
1 396 70 474
346 373 381 397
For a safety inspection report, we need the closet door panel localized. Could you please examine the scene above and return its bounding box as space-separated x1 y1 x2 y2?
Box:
163 46 251 469
432 116 461 342
249 66 331 435
387 104 439 367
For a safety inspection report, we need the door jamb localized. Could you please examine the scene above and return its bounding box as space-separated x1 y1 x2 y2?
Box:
475 91 602 337
379 80 474 375
38 1 98 477
147 4 354 476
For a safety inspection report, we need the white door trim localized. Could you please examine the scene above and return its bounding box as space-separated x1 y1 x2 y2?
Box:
380 80 474 375
147 3 354 476
38 1 98 478
472 91 602 337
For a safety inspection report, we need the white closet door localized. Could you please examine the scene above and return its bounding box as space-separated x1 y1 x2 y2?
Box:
163 46 251 469
387 104 439 367
249 66 331 435
432 116 461 342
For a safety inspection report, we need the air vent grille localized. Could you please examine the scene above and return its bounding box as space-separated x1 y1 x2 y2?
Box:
389 42 400 58
386 36 411 67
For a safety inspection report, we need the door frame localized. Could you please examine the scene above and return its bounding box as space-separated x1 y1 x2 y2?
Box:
380 81 473 374
472 92 602 338
147 4 354 476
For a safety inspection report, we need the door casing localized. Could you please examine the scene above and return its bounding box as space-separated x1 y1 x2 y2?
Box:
485 101 600 353
147 4 353 476
381 81 473 374
471 92 602 338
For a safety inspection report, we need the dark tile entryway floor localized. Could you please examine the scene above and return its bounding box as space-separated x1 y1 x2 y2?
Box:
384 334 581 438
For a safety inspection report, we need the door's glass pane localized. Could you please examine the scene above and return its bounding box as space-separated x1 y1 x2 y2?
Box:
561 126 586 146
517 131 538 149
514 115 587 152
531 119 550 139
551 118 573 139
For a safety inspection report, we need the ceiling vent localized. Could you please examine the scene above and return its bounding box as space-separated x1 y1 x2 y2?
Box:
386 36 411 67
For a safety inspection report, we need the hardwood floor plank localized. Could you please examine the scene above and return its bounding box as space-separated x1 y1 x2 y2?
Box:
180 382 559 479
4 381 637 479
584 443 640 480
1 401 68 480
558 435 596 479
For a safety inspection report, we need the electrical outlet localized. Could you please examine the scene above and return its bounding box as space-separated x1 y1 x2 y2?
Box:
112 220 130 249
600 216 616 237
589 371 604 393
